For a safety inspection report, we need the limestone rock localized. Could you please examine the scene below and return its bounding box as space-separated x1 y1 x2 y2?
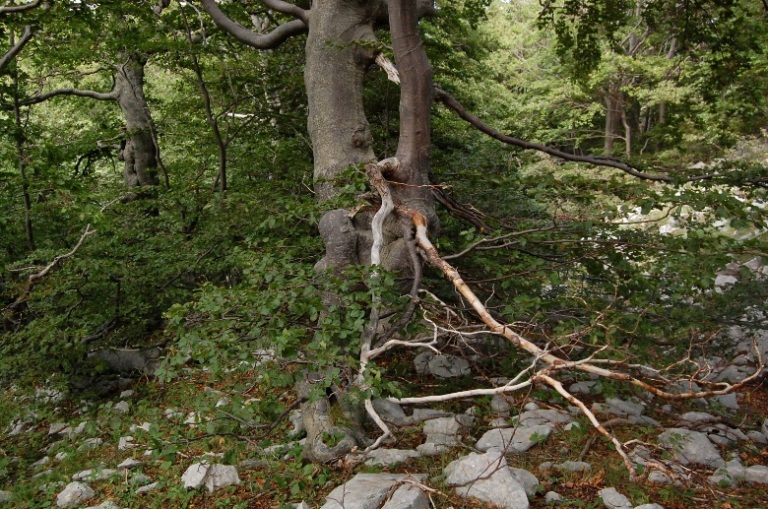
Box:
634 505 665 509
598 487 632 509
321 473 418 509
117 458 143 470
381 484 429 509
135 482 158 494
427 354 470 378
372 399 411 427
444 450 529 509
84 502 119 509
476 423 553 453
56 482 95 508
658 428 724 468
544 491 565 504
181 463 240 492
745 465 768 484
509 467 539 496
113 402 130 414
0 491 11 504
72 469 118 482
364 448 421 467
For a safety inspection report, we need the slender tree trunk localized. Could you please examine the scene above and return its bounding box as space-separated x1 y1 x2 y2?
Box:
116 53 160 187
604 83 622 156
11 32 34 251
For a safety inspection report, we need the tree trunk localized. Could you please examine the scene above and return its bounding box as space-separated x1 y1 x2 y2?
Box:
604 82 622 156
116 54 160 187
300 0 437 463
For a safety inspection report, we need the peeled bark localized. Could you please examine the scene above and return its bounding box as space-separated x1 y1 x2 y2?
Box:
116 54 159 187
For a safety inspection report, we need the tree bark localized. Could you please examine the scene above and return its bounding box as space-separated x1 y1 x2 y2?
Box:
115 53 160 187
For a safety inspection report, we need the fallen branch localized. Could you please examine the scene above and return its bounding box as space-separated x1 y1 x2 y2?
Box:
5 224 96 313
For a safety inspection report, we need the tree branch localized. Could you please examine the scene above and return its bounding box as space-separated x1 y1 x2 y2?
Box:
433 87 715 183
198 0 307 50
20 87 119 106
0 25 32 72
261 0 308 24
0 0 42 14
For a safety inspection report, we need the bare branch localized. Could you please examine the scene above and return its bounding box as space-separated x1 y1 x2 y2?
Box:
433 88 716 183
198 0 307 50
4 225 96 313
0 0 42 14
0 24 32 72
20 87 119 106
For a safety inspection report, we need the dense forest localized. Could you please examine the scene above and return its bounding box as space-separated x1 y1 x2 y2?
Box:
1 0 767 507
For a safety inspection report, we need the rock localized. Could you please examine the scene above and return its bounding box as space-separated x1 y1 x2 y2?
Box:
411 408 450 422
762 418 768 437
647 471 673 485
0 491 11 504
49 423 69 435
681 412 717 424
117 436 135 451
129 473 153 487
117 458 143 469
544 491 565 504
444 450 529 509
422 415 472 447
594 398 645 418
598 487 632 509
32 456 51 469
381 484 429 509
84 502 119 509
747 430 767 443
427 354 471 378
321 473 419 509
413 351 435 375
72 469 118 482
129 422 152 433
113 401 130 414
517 409 571 426
476 423 553 453
553 461 591 473
745 465 768 484
712 393 739 411
87 347 162 375
79 438 103 451
135 482 158 494
364 448 421 467
491 395 511 416
569 381 602 395
658 428 724 468
56 482 95 508
715 274 738 289
181 463 240 492
119 390 134 398
289 409 304 436
296 503 310 509
634 505 665 509
714 365 753 383
372 399 411 426
509 467 539 497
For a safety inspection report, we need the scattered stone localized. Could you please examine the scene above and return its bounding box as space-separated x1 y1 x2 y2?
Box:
491 395 512 416
761 418 768 438
444 449 529 509
569 381 602 395
32 469 54 480
163 408 181 420
598 487 632 509
118 436 135 451
712 393 739 411
745 465 768 484
647 471 673 485
56 482 95 508
411 408 450 422
372 399 411 426
509 467 539 497
681 412 717 424
517 409 572 426
658 428 724 468
634 505 665 509
364 448 421 467
130 473 153 487
476 423 553 453
32 456 50 469
746 431 767 444
544 491 565 504
87 347 161 375
73 422 89 435
113 401 130 414
296 503 310 509
523 402 539 411
413 351 435 375
49 423 69 435
321 473 420 509
84 502 119 509
135 482 158 494
129 422 152 433
553 461 591 473
714 365 753 383
382 484 429 509
117 458 143 470
181 462 240 492
119 390 134 399
0 491 11 504
72 469 118 482
427 354 471 378
78 438 103 451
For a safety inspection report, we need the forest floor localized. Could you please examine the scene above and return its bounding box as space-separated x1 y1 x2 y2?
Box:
2 345 768 509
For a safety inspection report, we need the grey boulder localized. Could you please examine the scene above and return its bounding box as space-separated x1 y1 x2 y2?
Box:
444 449 529 509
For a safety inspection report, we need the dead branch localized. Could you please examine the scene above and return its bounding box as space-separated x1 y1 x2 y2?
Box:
5 224 96 313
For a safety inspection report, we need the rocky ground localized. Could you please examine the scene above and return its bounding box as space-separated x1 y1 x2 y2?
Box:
2 260 767 509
